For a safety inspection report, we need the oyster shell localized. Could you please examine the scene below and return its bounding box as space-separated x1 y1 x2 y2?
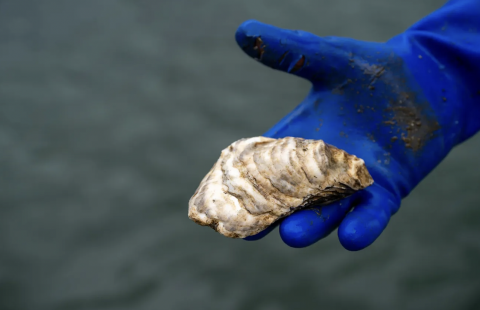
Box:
188 137 373 238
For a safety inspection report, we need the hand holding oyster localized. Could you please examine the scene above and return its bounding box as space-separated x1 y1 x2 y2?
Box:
188 137 373 238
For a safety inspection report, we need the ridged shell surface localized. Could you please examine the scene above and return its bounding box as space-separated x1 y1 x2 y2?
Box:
188 137 373 238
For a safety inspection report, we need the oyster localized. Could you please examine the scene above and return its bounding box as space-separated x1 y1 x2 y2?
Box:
188 137 373 238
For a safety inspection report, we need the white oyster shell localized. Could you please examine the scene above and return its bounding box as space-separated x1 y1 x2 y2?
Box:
188 137 373 238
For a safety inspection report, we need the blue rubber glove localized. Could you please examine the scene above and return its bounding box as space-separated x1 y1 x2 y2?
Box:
238 0 480 250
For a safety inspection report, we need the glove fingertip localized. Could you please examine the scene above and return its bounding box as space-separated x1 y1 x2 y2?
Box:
280 200 352 248
243 222 277 241
279 211 316 248
235 19 260 49
338 193 397 251
338 216 384 251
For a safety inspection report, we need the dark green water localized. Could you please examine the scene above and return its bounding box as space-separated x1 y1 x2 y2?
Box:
1 0 479 309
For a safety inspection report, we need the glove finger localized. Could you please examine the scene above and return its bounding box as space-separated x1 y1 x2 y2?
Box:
338 184 400 251
279 196 354 248
235 20 351 82
243 221 280 241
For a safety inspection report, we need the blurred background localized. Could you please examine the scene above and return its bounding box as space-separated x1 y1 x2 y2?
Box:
1 0 480 309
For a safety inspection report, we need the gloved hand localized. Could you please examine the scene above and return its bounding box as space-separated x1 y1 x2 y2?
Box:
236 0 480 250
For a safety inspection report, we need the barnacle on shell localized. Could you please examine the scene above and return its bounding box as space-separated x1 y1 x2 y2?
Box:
188 137 373 238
